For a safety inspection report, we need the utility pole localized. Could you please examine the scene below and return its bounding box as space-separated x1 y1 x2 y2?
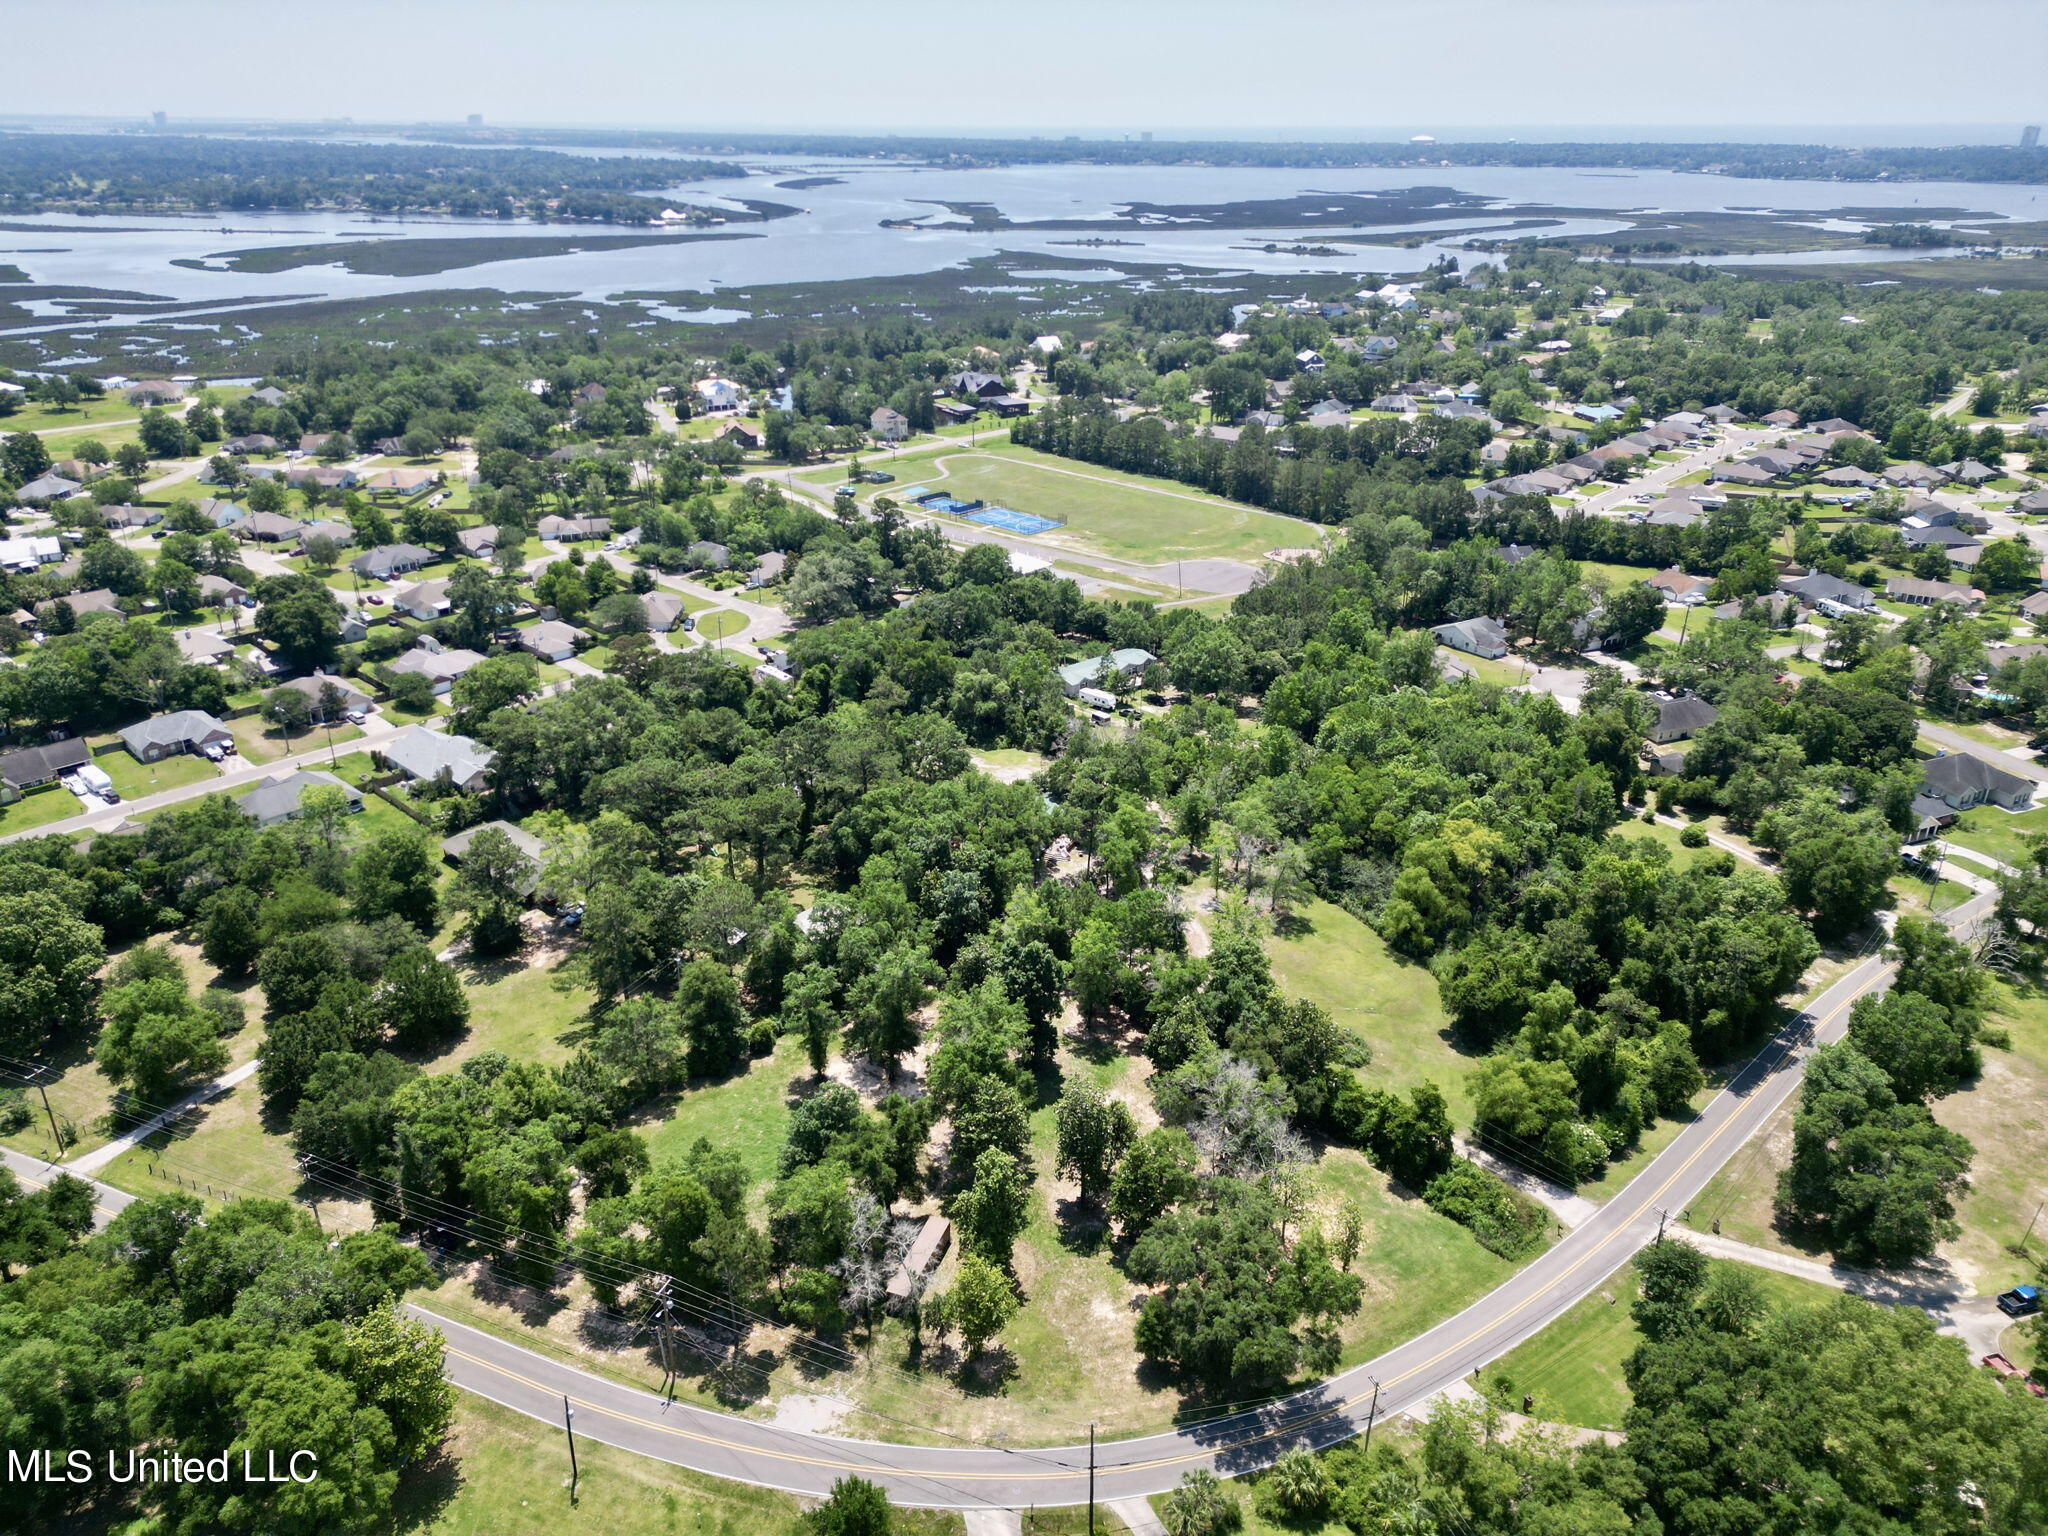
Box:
563 1395 578 1495
1087 1422 1096 1536
2020 1199 2045 1255
1656 1207 1668 1244
31 1068 62 1153
1361 1378 1381 1455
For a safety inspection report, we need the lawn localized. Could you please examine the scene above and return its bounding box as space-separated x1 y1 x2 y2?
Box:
695 609 747 642
635 1034 806 1200
900 443 1322 566
1 394 149 435
229 716 365 766
0 786 80 837
1486 1258 1841 1431
434 953 594 1072
1946 802 2048 868
99 1077 307 1207
1265 898 1472 1122
99 749 219 799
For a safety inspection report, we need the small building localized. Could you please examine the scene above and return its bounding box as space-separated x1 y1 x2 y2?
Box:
1887 577 1984 611
985 394 1031 418
117 709 232 763
1817 465 1878 488
277 672 372 719
198 575 252 608
518 620 582 662
38 588 123 622
361 466 440 494
688 540 731 571
284 464 358 490
2017 590 2048 623
124 380 184 405
885 1214 953 1306
748 550 788 589
441 819 545 896
1921 751 2035 814
224 433 279 455
235 769 363 827
380 726 496 792
175 628 236 666
1430 616 1511 660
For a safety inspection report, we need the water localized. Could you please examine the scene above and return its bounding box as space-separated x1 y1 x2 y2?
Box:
3 158 2044 336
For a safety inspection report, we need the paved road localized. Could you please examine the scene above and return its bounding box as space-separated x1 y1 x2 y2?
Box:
1579 426 1773 516
1916 719 2048 783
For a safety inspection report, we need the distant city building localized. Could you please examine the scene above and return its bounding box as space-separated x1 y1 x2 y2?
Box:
467 113 483 128
2024 125 2042 149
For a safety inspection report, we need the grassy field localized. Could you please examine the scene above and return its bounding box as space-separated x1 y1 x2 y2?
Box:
695 609 748 642
436 953 594 1072
0 786 80 837
635 1034 805 1198
0 394 150 435
1946 802 2048 868
1264 898 1471 1121
1487 1259 1842 1431
99 749 220 799
866 443 1321 566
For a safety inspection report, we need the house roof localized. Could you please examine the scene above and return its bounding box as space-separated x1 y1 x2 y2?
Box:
520 620 582 654
387 646 485 684
1057 648 1159 690
278 672 372 708
351 542 433 576
1887 577 1982 604
117 709 230 755
236 769 361 824
1923 751 2031 803
1432 616 1511 652
1655 692 1719 736
1779 571 1872 606
382 725 495 785
0 736 90 788
458 524 500 553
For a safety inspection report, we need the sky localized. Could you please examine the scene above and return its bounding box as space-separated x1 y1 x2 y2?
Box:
7 0 2044 141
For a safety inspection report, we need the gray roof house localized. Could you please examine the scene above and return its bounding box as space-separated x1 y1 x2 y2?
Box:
351 543 433 580
1431 617 1511 660
537 515 612 542
639 591 686 632
1778 571 1875 611
236 769 363 827
441 819 545 896
748 551 788 589
16 473 83 503
518 620 582 662
380 726 496 792
457 524 500 556
1649 691 1719 743
385 645 485 695
0 737 90 798
117 709 232 763
1922 751 2035 813
277 672 373 718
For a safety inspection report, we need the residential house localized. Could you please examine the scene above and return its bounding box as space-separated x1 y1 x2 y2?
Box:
235 511 304 543
297 433 334 456
1497 543 1539 567
748 551 787 589
224 434 279 455
573 382 607 405
0 535 63 571
1937 459 1999 486
99 504 161 530
1817 465 1879 488
1294 349 1326 373
385 645 485 695
1921 750 2035 814
123 380 183 405
1056 648 1160 696
0 737 90 803
351 543 432 580
1032 334 1063 354
1649 567 1713 605
1370 393 1417 413
518 620 582 662
249 386 288 407
870 406 909 441
693 377 743 412
197 575 251 608
175 629 236 666
717 421 765 450
38 589 122 622
1900 522 1984 554
235 769 363 828
15 473 82 504
1762 409 1800 428
2018 591 2048 623
1808 417 1862 436
639 591 686 632
298 520 354 550
284 465 357 491
1882 461 1945 490
985 394 1031 418
1431 617 1511 659
950 370 1008 400
1711 591 1797 624
536 515 612 542
688 540 731 571
361 466 439 494
1778 571 1875 611
1710 462 1778 487
380 727 495 792
2014 489 2048 516
457 524 500 557
1647 691 1719 743
390 578 452 622
1573 402 1624 423
117 709 232 763
1887 577 1984 610
1644 500 1703 529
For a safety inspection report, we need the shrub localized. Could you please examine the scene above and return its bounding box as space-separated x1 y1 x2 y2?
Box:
1422 1158 1549 1259
1679 824 1708 848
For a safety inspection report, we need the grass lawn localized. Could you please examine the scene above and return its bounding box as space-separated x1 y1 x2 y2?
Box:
1266 898 1471 1122
433 953 594 1073
695 609 747 642
1579 560 1662 589
0 787 80 837
1487 1259 1841 1431
1610 816 1719 868
1444 649 1531 688
636 1035 805 1200
902 443 1321 566
99 1077 306 1207
1947 802 2048 868
1889 872 1973 918
2 394 149 435
99 750 219 799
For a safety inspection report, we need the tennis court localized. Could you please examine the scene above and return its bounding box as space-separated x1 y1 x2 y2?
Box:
966 505 1062 534
920 495 980 514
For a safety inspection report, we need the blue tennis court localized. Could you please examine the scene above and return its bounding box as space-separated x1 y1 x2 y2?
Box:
922 495 976 513
967 505 1061 535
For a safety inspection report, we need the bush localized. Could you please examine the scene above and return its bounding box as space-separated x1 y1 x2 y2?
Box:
197 988 247 1036
747 1020 776 1057
1422 1158 1549 1259
1162 1470 1242 1536
0 1087 31 1135
1679 824 1708 848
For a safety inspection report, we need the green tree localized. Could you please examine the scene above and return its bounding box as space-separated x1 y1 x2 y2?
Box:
935 1250 1018 1359
802 1477 893 1536
378 946 470 1047
0 890 106 1055
952 1146 1030 1266
201 886 264 974
1108 1127 1199 1239
1053 1084 1137 1205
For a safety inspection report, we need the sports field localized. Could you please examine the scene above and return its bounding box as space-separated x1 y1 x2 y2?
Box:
901 444 1321 565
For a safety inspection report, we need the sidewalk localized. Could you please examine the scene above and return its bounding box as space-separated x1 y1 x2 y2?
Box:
64 1059 260 1175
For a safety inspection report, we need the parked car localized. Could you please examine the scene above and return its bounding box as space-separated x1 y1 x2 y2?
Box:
342 707 369 725
100 789 121 805
201 741 228 763
365 594 385 606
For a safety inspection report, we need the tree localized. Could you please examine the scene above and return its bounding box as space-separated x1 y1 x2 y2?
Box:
349 828 441 932
950 1077 1030 1174
1631 1237 1711 1342
254 577 344 669
96 977 231 1108
379 947 470 1047
675 957 746 1078
3 430 51 482
0 889 106 1055
386 670 437 714
951 1146 1030 1266
1053 1085 1137 1205
201 886 264 974
1108 1127 1199 1238
1161 1470 1242 1536
445 826 532 955
263 684 314 736
1845 987 1977 1102
783 963 838 1078
341 1307 456 1465
845 942 933 1078
1974 536 2037 592
802 1477 893 1536
935 1251 1018 1359
1754 793 1897 940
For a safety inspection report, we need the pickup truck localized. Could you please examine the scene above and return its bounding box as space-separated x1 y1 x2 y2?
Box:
1997 1284 2041 1317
